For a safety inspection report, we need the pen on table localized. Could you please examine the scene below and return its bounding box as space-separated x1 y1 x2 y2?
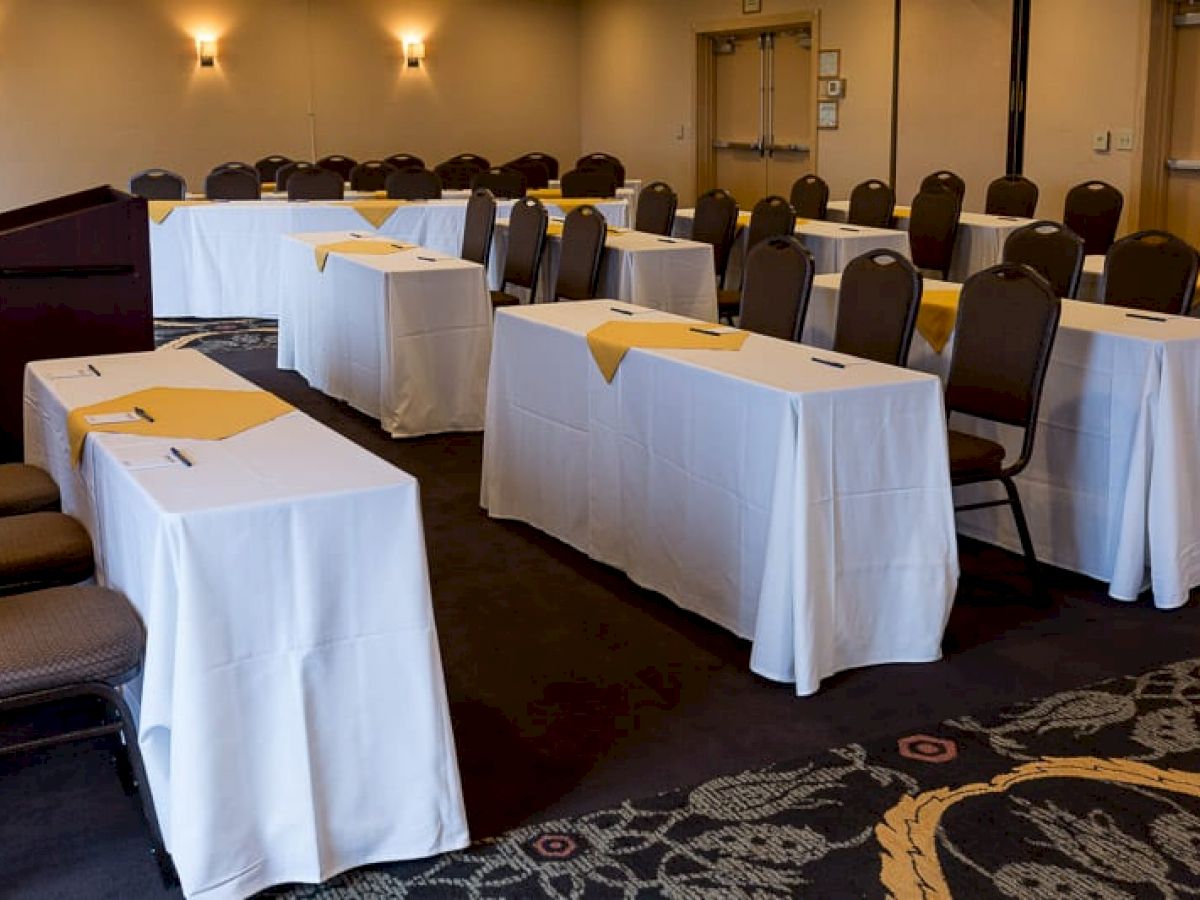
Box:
657 238 678 244
87 364 101 377
839 226 861 232
134 406 155 423
609 306 635 315
811 356 846 369
690 326 723 336
169 446 193 468
417 255 437 262
1126 312 1168 322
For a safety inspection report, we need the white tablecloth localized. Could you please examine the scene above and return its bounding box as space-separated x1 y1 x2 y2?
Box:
277 232 491 436
673 208 910 276
150 198 628 318
810 272 1200 608
1078 254 1105 301
481 301 958 695
826 200 1033 283
490 224 718 320
23 350 468 899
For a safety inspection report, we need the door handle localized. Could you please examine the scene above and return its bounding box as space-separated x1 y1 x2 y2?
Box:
713 139 764 153
1166 159 1200 172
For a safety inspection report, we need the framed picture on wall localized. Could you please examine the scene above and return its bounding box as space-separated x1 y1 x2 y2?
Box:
743 0 762 12
818 49 840 77
818 77 846 100
818 101 839 130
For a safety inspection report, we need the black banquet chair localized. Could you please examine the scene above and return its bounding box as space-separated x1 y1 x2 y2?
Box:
491 197 549 309
349 160 396 192
737 235 815 342
255 154 292 184
560 167 618 199
384 153 425 172
129 169 186 200
790 173 829 220
986 175 1039 219
576 152 625 185
386 168 442 200
0 463 59 516
472 167 526 200
690 187 740 292
1063 180 1124 256
205 166 260 200
0 511 95 596
434 160 485 191
1103 230 1199 315
273 161 309 192
833 249 923 366
316 154 357 181
461 187 497 266
919 170 966 203
847 179 895 228
945 263 1061 597
718 195 797 323
634 181 677 236
502 156 551 190
285 165 344 200
908 188 962 281
1002 221 1085 298
553 205 607 301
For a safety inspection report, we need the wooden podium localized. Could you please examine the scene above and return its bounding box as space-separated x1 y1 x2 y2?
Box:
0 186 153 458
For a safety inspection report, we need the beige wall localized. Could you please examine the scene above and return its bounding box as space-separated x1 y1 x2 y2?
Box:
0 0 582 209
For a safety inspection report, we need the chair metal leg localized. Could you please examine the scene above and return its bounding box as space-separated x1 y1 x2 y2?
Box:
1001 475 1046 602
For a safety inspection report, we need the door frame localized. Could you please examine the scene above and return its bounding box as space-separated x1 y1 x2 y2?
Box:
1136 0 1183 230
694 11 820 200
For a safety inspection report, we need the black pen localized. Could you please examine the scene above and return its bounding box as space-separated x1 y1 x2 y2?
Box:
690 327 723 336
811 356 846 369
169 446 193 468
839 226 861 232
87 364 101 377
609 307 635 315
657 238 678 244
1126 312 1168 322
134 406 155 423
417 255 437 262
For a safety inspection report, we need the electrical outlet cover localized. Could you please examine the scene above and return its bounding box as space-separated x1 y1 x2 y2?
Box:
1115 129 1134 151
1092 130 1111 152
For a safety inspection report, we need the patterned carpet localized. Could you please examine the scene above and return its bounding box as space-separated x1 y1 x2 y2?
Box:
153 317 278 353
266 657 1200 898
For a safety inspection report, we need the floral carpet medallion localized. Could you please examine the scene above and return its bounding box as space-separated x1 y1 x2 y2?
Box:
267 657 1200 898
154 317 278 354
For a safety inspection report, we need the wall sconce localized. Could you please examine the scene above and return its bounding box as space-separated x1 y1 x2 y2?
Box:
196 37 217 68
405 40 426 68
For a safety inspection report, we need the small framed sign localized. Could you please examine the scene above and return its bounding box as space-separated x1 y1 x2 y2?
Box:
743 0 762 12
818 77 846 100
818 101 839 130
818 49 840 77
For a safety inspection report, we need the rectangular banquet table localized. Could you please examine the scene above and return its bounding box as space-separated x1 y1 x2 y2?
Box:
672 208 910 276
481 301 958 695
490 222 718 320
809 272 1200 608
23 349 468 900
277 232 491 436
149 197 628 317
826 200 1032 282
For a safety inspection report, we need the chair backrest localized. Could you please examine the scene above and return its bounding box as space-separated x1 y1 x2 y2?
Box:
789 174 829 220
833 249 923 366
503 156 551 190
560 167 618 198
1002 220 1085 298
554 205 607 301
316 154 357 181
255 154 292 184
385 153 425 172
946 263 1061 470
446 153 491 170
738 235 815 342
129 168 186 200
385 167 443 200
501 197 549 300
204 167 260 200
433 160 485 190
461 187 497 265
919 170 966 203
746 195 796 253
274 161 312 191
472 167 527 199
847 179 895 228
1063 180 1124 256
510 152 559 182
691 188 740 288
634 181 677 235
213 161 257 178
985 175 1039 218
1103 229 1200 315
575 152 625 185
908 188 962 279
349 160 396 191
286 166 344 200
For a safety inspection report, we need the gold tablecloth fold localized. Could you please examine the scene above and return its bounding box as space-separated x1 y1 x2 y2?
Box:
336 200 406 228
586 321 748 383
916 288 962 354
147 200 209 224
67 387 294 463
312 239 411 272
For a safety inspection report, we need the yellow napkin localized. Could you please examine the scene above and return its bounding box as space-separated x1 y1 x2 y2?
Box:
586 321 749 383
733 212 810 229
894 206 912 219
67 387 294 464
528 188 563 200
916 288 961 354
544 222 625 239
147 200 209 224
312 239 412 272
548 197 614 212
336 199 406 228
262 182 277 192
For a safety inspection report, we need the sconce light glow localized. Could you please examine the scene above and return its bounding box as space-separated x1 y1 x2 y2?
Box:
196 36 217 68
404 40 426 68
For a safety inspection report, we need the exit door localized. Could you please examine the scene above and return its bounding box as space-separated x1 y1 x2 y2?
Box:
701 26 817 208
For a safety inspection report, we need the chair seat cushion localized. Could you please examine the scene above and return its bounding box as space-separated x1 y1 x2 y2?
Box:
947 429 1007 482
490 290 521 308
0 464 60 516
0 513 95 594
0 585 144 699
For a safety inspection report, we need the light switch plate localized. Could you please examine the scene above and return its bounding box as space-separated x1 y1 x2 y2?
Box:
1093 130 1111 152
1115 129 1134 151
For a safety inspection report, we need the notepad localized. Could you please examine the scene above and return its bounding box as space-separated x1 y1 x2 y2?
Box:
115 446 183 471
85 411 140 425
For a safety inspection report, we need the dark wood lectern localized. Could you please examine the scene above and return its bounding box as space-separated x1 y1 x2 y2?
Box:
0 186 153 459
